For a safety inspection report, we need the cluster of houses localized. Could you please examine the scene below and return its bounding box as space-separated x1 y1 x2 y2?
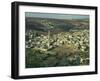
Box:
26 29 89 52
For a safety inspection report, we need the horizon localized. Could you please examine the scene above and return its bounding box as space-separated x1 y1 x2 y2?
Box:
25 12 89 20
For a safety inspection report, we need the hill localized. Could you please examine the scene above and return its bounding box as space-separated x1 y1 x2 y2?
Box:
25 17 89 33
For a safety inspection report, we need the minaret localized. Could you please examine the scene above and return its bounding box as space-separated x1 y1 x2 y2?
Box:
47 30 50 48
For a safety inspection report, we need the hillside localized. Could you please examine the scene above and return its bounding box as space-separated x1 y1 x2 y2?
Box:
25 17 89 33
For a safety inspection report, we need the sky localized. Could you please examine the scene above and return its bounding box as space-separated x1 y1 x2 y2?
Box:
25 12 89 20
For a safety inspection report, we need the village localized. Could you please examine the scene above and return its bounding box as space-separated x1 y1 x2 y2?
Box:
25 29 89 67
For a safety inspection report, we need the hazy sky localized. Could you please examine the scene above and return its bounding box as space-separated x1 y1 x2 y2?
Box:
25 12 89 20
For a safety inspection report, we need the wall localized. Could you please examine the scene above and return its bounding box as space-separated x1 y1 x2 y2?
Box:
0 0 99 81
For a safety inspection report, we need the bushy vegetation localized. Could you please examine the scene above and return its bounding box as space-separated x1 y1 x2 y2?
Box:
26 48 89 68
